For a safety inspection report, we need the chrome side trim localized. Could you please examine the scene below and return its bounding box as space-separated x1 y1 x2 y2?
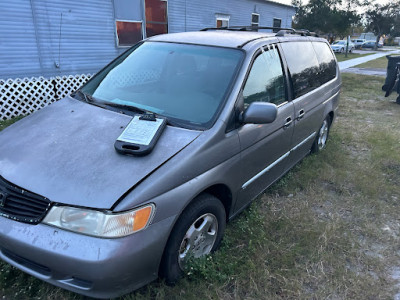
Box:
277 101 289 108
323 91 339 105
242 151 290 189
241 132 317 190
290 132 316 152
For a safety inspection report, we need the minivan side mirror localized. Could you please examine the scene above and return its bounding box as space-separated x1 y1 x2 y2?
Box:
241 102 278 124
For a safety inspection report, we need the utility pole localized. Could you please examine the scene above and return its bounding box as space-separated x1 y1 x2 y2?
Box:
345 35 350 58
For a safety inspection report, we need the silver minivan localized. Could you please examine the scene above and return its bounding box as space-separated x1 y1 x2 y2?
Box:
0 28 340 298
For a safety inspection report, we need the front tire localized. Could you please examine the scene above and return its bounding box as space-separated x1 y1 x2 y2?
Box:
159 194 226 284
311 116 331 153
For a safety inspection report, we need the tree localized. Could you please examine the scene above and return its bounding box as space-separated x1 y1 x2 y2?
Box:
365 2 400 49
331 9 360 38
292 0 360 39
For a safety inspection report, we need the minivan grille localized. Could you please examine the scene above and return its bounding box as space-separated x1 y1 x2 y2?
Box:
0 177 51 224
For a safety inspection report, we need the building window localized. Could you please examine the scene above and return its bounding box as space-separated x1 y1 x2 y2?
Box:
116 20 143 47
145 0 168 38
273 18 281 32
251 13 259 27
216 14 230 28
216 19 229 28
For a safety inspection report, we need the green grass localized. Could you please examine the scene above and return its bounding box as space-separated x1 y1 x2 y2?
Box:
354 56 389 69
335 52 372 62
0 116 24 131
1 74 400 299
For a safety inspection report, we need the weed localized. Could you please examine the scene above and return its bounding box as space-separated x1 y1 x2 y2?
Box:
0 116 24 131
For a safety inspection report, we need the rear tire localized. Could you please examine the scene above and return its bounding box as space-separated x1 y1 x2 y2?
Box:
311 116 331 153
159 194 226 284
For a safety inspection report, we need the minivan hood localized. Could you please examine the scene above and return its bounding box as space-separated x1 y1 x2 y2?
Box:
0 97 201 209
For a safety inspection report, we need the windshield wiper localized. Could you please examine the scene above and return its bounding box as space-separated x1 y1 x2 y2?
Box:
73 91 183 127
74 91 154 116
74 90 108 108
104 103 183 127
102 102 148 115
74 90 91 102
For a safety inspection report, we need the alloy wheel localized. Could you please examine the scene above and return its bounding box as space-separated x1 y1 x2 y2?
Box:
178 213 218 268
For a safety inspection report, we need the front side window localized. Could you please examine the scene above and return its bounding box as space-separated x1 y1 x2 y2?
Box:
281 42 320 98
243 45 286 107
80 42 243 129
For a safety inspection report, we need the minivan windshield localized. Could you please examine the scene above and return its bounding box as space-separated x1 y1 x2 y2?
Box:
80 42 244 129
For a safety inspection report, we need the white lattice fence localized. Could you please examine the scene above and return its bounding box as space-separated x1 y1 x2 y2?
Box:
0 74 92 121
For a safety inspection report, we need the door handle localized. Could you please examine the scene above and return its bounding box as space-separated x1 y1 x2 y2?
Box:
283 116 292 129
297 109 305 121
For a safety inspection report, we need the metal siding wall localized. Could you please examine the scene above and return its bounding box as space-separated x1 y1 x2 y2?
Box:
168 0 295 33
32 0 119 78
0 0 41 78
0 0 295 79
168 0 187 33
1 0 123 79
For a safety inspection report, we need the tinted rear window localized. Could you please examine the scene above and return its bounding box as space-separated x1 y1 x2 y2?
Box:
312 42 336 85
281 42 320 98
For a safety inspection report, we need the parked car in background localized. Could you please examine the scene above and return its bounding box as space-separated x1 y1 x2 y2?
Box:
0 27 341 298
351 39 366 49
361 40 383 49
331 40 355 53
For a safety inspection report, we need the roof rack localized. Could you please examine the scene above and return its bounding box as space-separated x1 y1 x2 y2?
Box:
201 26 318 37
276 28 318 37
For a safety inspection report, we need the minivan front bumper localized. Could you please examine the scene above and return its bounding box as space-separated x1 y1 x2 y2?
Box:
0 215 175 298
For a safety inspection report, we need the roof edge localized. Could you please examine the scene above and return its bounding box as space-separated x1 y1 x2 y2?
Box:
262 0 296 9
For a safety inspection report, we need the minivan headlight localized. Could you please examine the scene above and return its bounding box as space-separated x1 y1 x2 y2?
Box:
42 204 155 238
